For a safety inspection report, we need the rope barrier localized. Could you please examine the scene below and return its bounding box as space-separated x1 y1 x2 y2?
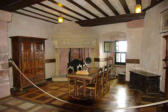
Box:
10 60 71 104
9 60 168 110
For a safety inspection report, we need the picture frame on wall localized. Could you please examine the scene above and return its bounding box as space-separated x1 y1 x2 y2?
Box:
104 41 114 53
161 9 168 33
104 41 111 52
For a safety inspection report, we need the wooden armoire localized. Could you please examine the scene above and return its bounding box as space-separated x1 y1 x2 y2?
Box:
10 36 46 90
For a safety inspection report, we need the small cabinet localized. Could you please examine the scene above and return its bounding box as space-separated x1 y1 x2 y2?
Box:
10 36 46 90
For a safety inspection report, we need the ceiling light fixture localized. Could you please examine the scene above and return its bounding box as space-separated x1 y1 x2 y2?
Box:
58 16 63 23
57 3 63 7
57 2 63 23
135 4 142 13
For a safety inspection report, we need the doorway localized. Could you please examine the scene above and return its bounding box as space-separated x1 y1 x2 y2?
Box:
163 35 168 98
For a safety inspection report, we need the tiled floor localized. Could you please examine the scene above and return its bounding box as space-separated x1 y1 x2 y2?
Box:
0 79 167 112
0 97 63 112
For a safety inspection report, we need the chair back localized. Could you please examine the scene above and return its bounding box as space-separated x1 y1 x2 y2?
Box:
88 67 99 74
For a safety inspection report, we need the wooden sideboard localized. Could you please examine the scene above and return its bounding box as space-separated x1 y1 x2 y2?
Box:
130 70 160 93
10 36 46 91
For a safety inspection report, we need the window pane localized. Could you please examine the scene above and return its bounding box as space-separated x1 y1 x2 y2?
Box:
116 53 120 62
121 53 126 63
116 41 127 52
116 42 119 51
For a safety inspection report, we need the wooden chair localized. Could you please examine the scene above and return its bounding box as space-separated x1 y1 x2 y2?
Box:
68 67 82 96
68 77 83 97
86 73 99 99
102 66 111 95
68 77 75 96
67 67 75 96
97 68 104 96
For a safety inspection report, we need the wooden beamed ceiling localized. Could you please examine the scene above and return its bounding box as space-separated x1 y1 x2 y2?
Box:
85 0 109 17
76 13 145 26
102 0 119 16
119 0 130 14
0 0 165 26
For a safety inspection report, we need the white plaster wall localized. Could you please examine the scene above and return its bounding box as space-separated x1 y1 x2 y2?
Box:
52 23 98 48
8 13 56 87
126 27 143 81
91 23 128 70
91 22 143 78
140 0 168 92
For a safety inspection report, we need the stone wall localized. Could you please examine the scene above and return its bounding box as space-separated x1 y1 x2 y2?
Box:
0 10 11 98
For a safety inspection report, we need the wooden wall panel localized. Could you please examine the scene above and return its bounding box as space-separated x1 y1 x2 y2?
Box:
126 59 140 64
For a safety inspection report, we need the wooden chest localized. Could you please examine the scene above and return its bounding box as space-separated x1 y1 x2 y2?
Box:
130 70 160 93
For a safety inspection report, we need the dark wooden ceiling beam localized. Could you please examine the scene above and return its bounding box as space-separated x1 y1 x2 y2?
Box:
76 13 145 27
119 0 130 14
0 0 22 10
48 0 90 19
2 0 46 11
38 3 81 21
14 11 57 24
66 0 99 18
85 0 109 17
29 6 72 21
2 0 22 7
102 0 119 16
136 0 142 5
151 0 158 6
143 0 164 12
21 9 58 21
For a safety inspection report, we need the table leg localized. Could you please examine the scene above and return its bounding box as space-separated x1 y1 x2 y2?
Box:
83 80 86 97
74 79 77 96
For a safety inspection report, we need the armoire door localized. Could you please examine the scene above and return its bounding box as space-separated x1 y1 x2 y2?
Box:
34 40 45 82
21 39 34 87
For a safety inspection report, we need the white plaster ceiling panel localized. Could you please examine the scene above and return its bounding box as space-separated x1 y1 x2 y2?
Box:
141 0 151 10
74 0 105 17
126 0 136 13
24 7 58 20
42 1 85 20
92 0 115 16
33 4 76 21
56 0 95 19
17 9 57 23
109 0 126 15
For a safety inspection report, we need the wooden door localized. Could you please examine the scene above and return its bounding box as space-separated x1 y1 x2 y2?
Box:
163 35 168 112
163 35 168 98
21 39 34 87
33 40 45 82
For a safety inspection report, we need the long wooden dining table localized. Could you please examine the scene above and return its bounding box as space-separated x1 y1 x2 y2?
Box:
67 72 98 99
